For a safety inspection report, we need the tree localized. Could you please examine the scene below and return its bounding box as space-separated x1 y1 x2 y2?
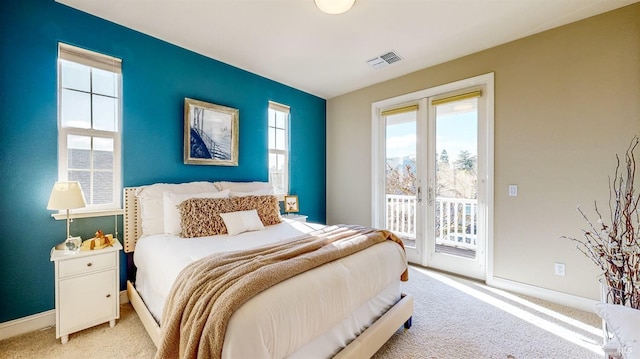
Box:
439 149 449 165
386 157 417 195
455 150 476 172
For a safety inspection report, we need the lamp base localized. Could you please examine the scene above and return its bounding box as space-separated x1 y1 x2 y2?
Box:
64 236 82 252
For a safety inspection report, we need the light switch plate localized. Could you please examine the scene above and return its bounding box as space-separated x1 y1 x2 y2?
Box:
508 185 518 197
554 262 566 276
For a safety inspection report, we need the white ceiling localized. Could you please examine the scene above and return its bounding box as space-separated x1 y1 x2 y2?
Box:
57 0 638 99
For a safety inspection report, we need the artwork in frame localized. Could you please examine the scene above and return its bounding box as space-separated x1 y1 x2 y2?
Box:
184 98 239 166
284 195 299 213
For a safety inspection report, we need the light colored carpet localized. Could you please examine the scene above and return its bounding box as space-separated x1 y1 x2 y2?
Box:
373 266 603 358
0 266 603 358
0 304 156 359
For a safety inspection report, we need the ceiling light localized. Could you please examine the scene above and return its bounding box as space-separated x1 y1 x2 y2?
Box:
315 0 356 14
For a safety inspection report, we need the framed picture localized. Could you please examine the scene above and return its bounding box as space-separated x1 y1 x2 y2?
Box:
284 195 299 213
184 98 239 166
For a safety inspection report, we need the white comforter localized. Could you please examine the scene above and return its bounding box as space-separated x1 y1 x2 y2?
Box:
133 219 407 358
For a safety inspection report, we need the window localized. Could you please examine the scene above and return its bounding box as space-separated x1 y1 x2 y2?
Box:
268 101 290 197
57 43 122 213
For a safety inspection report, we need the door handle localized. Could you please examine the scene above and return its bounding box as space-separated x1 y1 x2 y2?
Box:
428 185 434 205
417 187 422 204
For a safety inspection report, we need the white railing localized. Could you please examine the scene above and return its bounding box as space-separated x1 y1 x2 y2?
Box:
386 195 478 251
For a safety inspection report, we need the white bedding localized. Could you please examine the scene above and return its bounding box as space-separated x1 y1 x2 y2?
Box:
133 219 407 358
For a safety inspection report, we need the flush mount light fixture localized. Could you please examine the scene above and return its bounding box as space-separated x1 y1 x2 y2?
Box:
315 0 356 14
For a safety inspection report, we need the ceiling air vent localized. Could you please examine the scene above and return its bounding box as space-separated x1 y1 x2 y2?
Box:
367 51 403 70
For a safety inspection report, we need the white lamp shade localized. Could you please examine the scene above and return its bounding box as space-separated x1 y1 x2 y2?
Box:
47 181 87 210
315 0 356 14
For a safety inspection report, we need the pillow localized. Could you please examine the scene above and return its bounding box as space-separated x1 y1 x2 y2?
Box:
231 195 282 226
178 197 235 238
229 188 274 197
178 195 282 238
163 190 230 235
214 181 273 193
135 181 218 236
219 210 265 236
595 303 640 359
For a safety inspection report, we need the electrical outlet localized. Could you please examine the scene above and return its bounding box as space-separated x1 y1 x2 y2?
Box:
554 262 566 276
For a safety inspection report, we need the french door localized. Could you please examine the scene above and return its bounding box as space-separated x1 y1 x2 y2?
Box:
372 74 493 280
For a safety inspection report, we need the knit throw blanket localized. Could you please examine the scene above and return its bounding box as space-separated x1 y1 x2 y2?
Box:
155 224 408 359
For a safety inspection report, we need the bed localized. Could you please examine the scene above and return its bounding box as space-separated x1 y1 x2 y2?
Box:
123 181 413 358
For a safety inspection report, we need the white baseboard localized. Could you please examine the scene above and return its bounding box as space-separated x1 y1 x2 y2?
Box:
487 276 598 313
0 290 129 341
0 310 55 341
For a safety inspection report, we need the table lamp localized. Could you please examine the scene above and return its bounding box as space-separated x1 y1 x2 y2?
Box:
47 181 87 251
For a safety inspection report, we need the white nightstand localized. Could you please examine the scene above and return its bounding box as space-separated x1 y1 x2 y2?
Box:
282 214 308 222
50 239 122 344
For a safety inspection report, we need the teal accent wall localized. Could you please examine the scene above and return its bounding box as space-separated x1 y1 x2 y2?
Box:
0 0 326 323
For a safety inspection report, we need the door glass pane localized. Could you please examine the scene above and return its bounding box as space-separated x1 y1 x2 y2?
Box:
385 110 418 248
434 98 478 258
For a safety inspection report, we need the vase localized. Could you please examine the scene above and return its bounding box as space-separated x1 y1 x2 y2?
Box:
599 277 639 309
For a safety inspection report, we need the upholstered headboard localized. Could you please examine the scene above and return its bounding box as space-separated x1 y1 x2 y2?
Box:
123 187 142 253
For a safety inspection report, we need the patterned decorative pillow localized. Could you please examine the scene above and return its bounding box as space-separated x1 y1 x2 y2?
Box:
178 197 234 238
232 195 282 226
178 195 281 238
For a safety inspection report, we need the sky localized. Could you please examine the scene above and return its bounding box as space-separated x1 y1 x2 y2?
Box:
386 106 478 161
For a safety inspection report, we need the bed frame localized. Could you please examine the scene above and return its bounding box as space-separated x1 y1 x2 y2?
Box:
123 187 413 358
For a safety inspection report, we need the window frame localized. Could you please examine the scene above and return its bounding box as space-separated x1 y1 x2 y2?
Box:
267 101 290 199
56 43 123 217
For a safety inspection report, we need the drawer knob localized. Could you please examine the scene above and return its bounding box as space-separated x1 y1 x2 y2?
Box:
86 263 92 267
106 294 111 298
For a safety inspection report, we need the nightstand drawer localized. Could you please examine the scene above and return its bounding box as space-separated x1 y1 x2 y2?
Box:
58 252 115 278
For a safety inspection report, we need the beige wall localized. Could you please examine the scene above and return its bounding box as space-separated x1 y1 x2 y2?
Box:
326 3 640 300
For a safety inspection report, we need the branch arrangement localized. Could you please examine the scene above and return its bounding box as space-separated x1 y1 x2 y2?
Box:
563 137 640 309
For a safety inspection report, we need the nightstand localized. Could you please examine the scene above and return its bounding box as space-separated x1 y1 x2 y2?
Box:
50 239 122 344
282 214 308 222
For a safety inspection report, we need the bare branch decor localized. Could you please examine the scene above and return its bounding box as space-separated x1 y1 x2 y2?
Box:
563 136 640 309
184 98 239 166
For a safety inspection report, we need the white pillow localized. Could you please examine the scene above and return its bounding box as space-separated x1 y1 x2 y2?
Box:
219 209 265 236
214 181 273 193
595 303 640 359
163 190 230 236
135 181 219 236
229 188 274 197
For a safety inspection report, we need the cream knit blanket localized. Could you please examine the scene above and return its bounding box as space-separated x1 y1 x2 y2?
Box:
155 224 407 359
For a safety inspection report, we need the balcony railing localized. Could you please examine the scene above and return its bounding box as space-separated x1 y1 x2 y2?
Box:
386 195 478 251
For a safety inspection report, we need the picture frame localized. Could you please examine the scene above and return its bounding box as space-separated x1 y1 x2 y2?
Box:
184 98 239 166
284 195 299 213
